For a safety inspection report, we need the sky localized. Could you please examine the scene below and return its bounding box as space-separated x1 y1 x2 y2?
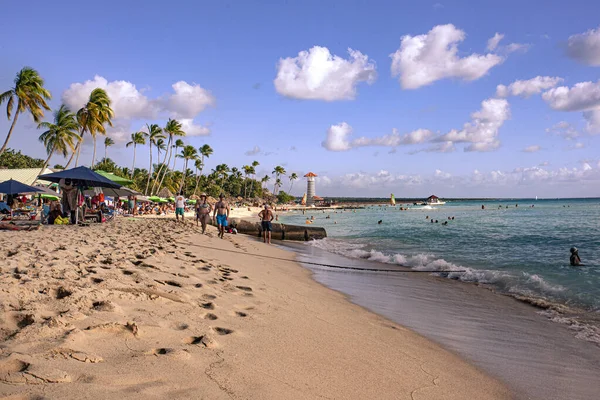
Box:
1 0 600 198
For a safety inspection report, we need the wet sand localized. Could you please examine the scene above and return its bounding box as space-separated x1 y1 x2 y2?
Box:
289 243 600 400
0 218 509 399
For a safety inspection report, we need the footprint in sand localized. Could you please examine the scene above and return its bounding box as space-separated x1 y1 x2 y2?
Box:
194 283 203 288
183 335 216 348
55 287 73 299
202 294 217 300
91 277 104 284
204 313 218 320
235 311 248 318
200 302 215 310
236 286 253 292
213 327 234 336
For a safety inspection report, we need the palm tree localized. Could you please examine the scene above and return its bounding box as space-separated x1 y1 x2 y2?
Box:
212 164 230 188
193 144 213 195
172 138 184 170
242 165 253 198
261 175 270 191
193 158 204 195
272 165 286 195
288 172 298 193
126 131 146 179
0 67 52 156
155 138 166 161
177 145 198 192
248 160 260 197
37 105 80 176
153 118 185 195
67 88 113 167
104 137 115 161
144 123 164 195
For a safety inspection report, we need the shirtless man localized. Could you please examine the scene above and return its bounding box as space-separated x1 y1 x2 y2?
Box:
258 204 274 244
195 193 212 234
212 194 230 239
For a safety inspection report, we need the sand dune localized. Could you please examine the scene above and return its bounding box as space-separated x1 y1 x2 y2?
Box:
0 218 509 399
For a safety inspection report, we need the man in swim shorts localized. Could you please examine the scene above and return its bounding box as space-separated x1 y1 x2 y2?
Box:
175 192 185 222
196 193 212 233
258 204 274 244
213 194 230 239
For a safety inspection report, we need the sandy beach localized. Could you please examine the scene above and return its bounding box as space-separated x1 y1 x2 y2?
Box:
0 218 510 399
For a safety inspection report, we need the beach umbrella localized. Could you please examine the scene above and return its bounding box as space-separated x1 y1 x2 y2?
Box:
0 179 45 195
148 196 161 202
40 194 60 201
95 170 133 185
38 166 121 189
187 199 197 205
83 186 141 198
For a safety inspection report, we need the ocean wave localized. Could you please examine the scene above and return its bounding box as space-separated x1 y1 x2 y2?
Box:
305 238 600 347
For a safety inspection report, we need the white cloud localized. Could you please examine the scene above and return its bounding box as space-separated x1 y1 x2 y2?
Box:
542 81 600 134
566 26 600 66
583 109 600 134
352 128 433 147
433 3 444 10
322 124 433 151
436 98 510 152
62 75 157 119
179 118 210 137
523 145 541 153
244 146 261 156
166 81 215 119
572 142 586 149
274 46 376 101
496 76 563 98
503 43 531 54
390 24 504 89
542 80 600 111
487 33 504 51
409 141 455 154
62 76 215 146
545 121 580 140
322 122 353 151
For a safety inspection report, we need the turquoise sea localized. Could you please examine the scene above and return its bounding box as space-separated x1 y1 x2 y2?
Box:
280 198 600 399
281 198 600 338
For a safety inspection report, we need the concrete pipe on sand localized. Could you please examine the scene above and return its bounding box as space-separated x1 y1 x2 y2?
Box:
213 218 327 241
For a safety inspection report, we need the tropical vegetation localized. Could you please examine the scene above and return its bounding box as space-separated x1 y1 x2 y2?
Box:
0 66 303 203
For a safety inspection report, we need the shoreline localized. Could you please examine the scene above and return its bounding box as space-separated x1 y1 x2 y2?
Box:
283 240 600 400
0 218 510 399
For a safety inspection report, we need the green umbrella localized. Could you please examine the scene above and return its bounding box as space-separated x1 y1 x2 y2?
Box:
95 170 133 185
148 196 161 202
187 199 197 205
40 194 60 201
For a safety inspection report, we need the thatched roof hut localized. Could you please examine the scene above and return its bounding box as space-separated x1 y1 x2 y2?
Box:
158 188 174 198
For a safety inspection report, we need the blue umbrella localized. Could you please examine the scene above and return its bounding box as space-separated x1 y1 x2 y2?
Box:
38 166 121 189
0 179 45 195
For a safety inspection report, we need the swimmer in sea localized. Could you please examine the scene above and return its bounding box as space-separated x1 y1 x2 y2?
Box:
378 220 382 224
570 247 584 266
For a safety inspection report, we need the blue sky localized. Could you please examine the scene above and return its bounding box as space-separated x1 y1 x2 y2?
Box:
1 0 600 197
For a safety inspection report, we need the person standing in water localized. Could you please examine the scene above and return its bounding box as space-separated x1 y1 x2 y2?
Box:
570 247 584 266
258 204 274 244
175 192 186 222
195 193 212 234
213 194 230 239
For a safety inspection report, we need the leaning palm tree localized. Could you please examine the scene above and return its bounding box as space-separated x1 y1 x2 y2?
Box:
272 165 286 195
248 160 260 197
67 88 113 167
103 137 115 161
0 67 52 156
126 131 146 179
172 138 184 170
288 172 298 193
144 123 164 195
177 145 198 192
152 118 185 195
37 105 80 176
155 138 166 162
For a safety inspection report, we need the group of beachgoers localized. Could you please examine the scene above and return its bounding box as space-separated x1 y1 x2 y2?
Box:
173 192 276 244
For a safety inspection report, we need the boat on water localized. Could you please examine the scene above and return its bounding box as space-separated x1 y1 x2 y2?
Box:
421 195 446 206
390 193 396 206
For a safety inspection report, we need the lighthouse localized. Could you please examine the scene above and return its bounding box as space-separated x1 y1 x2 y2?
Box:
304 172 317 206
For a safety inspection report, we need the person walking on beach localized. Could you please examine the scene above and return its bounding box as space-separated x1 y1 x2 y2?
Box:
175 192 186 222
196 193 212 234
213 194 230 239
258 204 274 244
